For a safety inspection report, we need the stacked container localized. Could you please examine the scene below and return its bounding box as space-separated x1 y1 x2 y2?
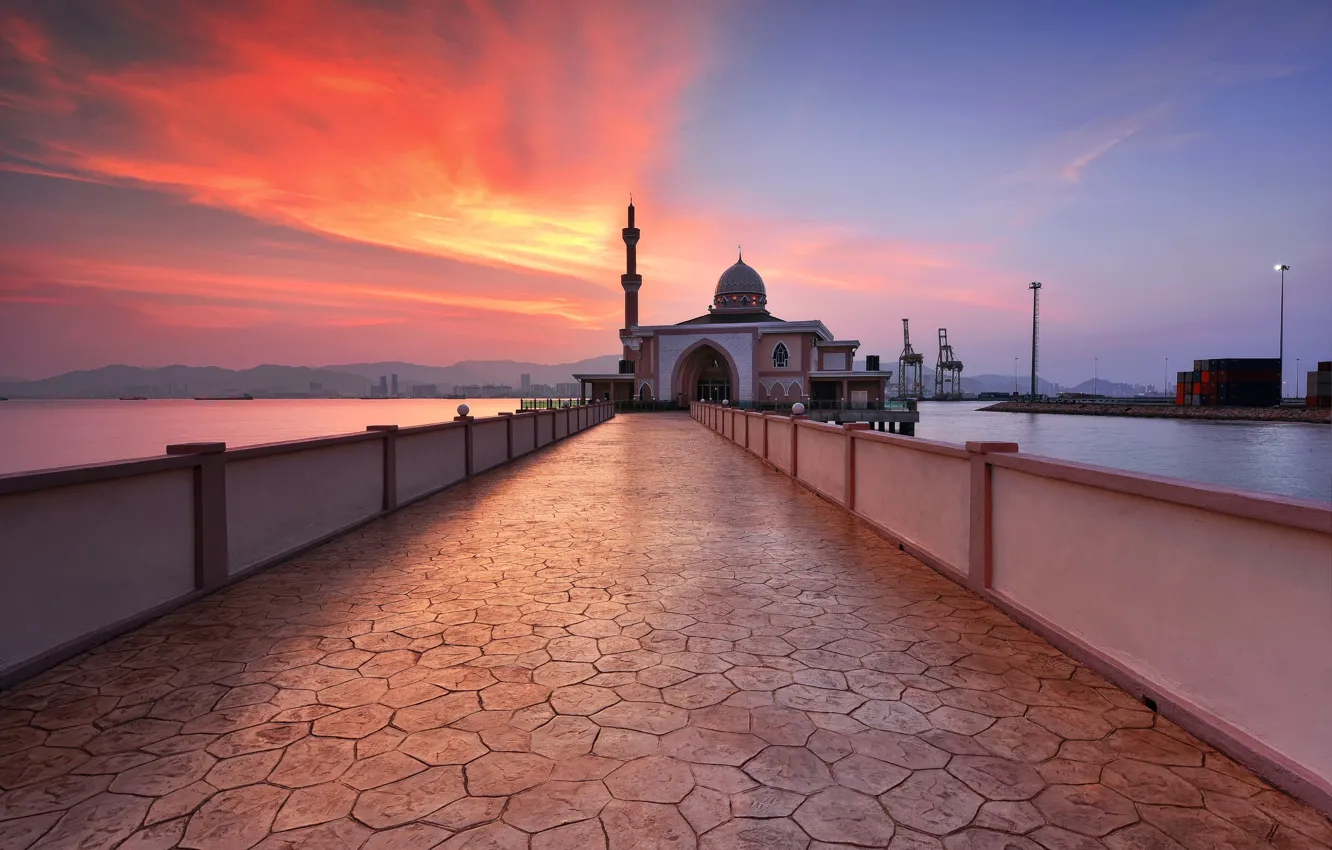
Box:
1308 362 1332 409
1175 358 1279 407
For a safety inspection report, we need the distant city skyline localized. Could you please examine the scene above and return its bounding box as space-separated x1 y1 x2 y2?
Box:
1 1 1329 388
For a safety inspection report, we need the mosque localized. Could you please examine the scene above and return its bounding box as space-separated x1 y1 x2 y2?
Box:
576 200 894 407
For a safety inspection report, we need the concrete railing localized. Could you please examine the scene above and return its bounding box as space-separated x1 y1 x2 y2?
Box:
0 402 615 688
691 402 1332 813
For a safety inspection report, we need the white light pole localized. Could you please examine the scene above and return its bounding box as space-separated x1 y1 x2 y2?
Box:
1094 357 1099 396
1164 357 1169 398
1275 264 1290 393
1014 357 1018 393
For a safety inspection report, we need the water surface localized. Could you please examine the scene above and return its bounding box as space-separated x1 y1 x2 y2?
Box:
0 398 521 475
916 401 1330 502
1 399 1327 502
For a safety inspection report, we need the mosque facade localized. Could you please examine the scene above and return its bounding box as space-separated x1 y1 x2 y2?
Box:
576 201 893 407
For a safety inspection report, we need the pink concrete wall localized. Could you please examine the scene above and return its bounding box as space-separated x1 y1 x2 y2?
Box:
1 470 195 676
227 440 382 574
766 418 794 472
395 426 468 503
555 410 569 440
853 437 971 578
536 412 555 447
509 415 536 458
746 412 765 456
473 418 512 470
0 402 614 688
794 422 847 503
989 466 1332 788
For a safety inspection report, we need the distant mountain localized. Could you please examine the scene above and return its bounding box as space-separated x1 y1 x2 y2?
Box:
0 364 372 399
0 355 620 399
325 356 620 389
965 373 1145 397
0 357 1151 399
964 373 1058 396
879 366 1145 397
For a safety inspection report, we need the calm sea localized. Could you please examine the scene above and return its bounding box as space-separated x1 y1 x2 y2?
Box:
0 399 1327 502
915 401 1330 503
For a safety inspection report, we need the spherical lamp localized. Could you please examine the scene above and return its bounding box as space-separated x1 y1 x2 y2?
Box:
457 403 470 417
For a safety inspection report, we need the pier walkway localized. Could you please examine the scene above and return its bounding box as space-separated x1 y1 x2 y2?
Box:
2 415 1329 849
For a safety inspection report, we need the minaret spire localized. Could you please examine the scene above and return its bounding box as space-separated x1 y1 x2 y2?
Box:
620 195 643 365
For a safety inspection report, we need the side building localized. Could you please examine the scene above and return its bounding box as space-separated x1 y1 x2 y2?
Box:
576 200 892 407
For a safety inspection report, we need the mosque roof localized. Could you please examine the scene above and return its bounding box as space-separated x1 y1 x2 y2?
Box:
714 255 766 300
676 310 785 325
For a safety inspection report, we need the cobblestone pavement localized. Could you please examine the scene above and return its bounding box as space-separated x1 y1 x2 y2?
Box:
2 414 1329 849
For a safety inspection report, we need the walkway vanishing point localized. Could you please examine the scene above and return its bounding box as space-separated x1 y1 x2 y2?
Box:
2 414 1330 849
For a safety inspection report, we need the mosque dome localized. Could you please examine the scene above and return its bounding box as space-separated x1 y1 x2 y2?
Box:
712 252 767 312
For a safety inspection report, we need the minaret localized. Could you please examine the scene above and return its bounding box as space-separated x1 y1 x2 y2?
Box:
621 196 642 364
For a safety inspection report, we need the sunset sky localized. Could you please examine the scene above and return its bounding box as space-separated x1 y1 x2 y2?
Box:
2 0 1329 386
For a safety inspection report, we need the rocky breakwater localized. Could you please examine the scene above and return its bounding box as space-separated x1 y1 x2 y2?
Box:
981 401 1331 424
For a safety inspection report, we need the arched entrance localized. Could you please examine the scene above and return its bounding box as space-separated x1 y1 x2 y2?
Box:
674 343 736 403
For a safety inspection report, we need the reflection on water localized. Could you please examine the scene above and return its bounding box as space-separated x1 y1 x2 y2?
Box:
0 398 521 475
916 402 1331 503
1 399 1328 502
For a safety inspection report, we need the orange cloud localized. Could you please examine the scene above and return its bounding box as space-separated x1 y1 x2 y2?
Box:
1 1 712 285
0 250 617 326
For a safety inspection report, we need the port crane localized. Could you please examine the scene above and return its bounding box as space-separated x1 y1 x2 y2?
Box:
934 328 964 399
896 319 924 399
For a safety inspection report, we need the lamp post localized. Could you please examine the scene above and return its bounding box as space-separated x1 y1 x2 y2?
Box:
1275 264 1290 394
1164 357 1169 398
1094 357 1099 396
1029 281 1042 401
1014 357 1018 394
1296 358 1301 401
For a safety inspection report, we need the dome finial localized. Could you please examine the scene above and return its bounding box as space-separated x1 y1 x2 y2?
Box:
738 244 743 263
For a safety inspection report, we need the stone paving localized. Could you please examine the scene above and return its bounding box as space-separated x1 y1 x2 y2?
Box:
2 414 1330 850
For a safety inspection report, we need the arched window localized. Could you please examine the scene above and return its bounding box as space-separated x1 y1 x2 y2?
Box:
772 342 790 368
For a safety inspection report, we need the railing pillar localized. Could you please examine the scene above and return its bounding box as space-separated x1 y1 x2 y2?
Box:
366 425 399 512
843 423 870 509
166 442 228 590
456 415 475 476
966 441 1019 593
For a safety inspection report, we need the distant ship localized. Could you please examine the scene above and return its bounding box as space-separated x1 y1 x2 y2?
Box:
194 393 254 401
119 396 148 401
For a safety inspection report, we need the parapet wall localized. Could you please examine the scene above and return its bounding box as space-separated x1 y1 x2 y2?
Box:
0 402 615 688
692 402 1332 814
